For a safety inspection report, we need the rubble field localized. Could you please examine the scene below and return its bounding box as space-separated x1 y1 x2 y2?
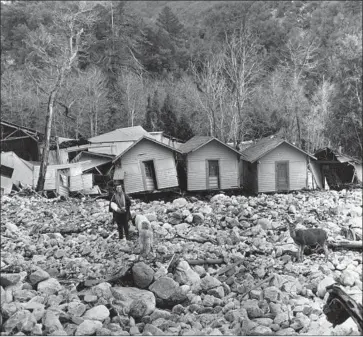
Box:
1 188 362 336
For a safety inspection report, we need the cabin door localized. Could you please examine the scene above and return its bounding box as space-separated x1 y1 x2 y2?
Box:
143 160 157 191
207 160 220 189
276 161 289 191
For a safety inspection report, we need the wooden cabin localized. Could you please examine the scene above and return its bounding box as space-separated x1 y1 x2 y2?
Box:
112 136 181 194
241 136 316 194
178 136 242 192
1 151 34 195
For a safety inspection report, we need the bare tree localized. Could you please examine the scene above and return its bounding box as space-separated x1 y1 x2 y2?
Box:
223 27 265 146
24 1 98 191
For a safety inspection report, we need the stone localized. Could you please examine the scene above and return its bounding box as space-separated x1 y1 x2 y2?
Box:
201 275 222 291
193 265 206 277
241 300 264 319
75 320 103 336
13 289 37 302
68 302 87 317
317 276 336 298
143 323 164 335
110 287 156 315
43 309 64 333
3 310 37 334
132 262 155 289
150 309 172 322
173 198 188 208
340 269 359 287
83 305 110 321
252 318 273 327
37 278 63 295
129 299 148 319
91 282 113 299
288 205 297 214
274 312 290 325
257 218 272 230
0 273 25 287
29 269 50 286
208 286 225 299
192 213 204 224
31 323 43 336
263 286 281 303
84 294 98 303
149 277 187 308
250 289 263 300
174 260 201 290
251 325 273 335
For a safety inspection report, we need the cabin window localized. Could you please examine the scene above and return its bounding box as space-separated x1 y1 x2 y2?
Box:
0 165 14 178
207 160 220 189
143 160 157 191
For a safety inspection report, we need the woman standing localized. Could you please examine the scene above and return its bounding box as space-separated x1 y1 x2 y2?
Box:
109 184 131 241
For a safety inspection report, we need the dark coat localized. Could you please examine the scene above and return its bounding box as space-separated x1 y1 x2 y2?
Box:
109 193 131 225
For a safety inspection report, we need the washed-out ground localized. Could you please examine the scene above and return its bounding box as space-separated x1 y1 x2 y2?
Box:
1 188 362 336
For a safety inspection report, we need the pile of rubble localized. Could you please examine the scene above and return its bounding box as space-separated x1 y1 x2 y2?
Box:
1 189 362 335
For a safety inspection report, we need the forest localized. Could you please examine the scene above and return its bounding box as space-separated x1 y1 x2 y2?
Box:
1 1 362 158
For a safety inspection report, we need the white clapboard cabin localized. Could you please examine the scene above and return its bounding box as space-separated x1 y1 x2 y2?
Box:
112 136 181 194
240 136 317 194
178 136 242 192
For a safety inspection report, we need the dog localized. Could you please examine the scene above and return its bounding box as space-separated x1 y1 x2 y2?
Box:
132 214 154 257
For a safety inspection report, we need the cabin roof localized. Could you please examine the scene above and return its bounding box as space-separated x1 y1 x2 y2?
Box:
112 135 182 163
178 136 241 155
88 125 148 143
314 147 361 164
240 136 316 163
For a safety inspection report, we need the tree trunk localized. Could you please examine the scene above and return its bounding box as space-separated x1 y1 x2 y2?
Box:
36 69 65 192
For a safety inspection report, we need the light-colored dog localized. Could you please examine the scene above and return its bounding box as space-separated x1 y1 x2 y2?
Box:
132 214 154 257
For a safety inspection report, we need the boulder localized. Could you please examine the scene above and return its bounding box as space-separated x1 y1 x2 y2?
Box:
129 299 148 319
75 320 102 336
110 286 156 315
192 213 205 225
340 269 359 287
317 276 336 298
173 198 188 208
263 286 281 303
43 309 64 333
241 300 264 319
132 262 155 289
67 302 87 317
201 275 222 291
37 278 63 295
29 269 50 286
149 277 187 308
91 282 113 299
3 310 37 334
0 272 26 287
143 323 164 335
174 260 201 291
83 305 109 321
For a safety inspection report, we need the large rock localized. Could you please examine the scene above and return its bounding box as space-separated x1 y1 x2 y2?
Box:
192 213 205 225
143 323 164 335
75 320 102 336
340 269 359 287
201 275 222 291
37 278 63 295
149 277 187 308
29 269 50 286
173 198 188 208
83 305 109 321
241 300 264 319
317 276 336 298
3 310 37 334
132 262 155 289
67 302 87 317
174 260 201 291
91 282 113 299
0 272 26 287
129 299 148 319
43 309 64 333
110 286 156 315
263 286 281 303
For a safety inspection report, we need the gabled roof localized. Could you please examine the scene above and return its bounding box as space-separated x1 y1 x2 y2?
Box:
178 136 241 155
88 125 148 143
112 135 182 163
314 147 361 164
240 136 316 163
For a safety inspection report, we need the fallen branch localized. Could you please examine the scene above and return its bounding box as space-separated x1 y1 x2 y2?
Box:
213 259 244 276
186 258 224 265
240 274 275 299
106 230 118 241
329 241 362 250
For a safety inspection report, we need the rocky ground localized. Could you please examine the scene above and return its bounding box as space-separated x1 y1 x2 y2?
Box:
1 188 362 336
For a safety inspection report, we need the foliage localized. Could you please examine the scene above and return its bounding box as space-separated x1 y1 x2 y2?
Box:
1 0 362 158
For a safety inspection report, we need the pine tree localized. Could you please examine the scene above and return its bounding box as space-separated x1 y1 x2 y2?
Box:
177 115 194 141
143 94 153 131
160 93 178 136
156 6 184 39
